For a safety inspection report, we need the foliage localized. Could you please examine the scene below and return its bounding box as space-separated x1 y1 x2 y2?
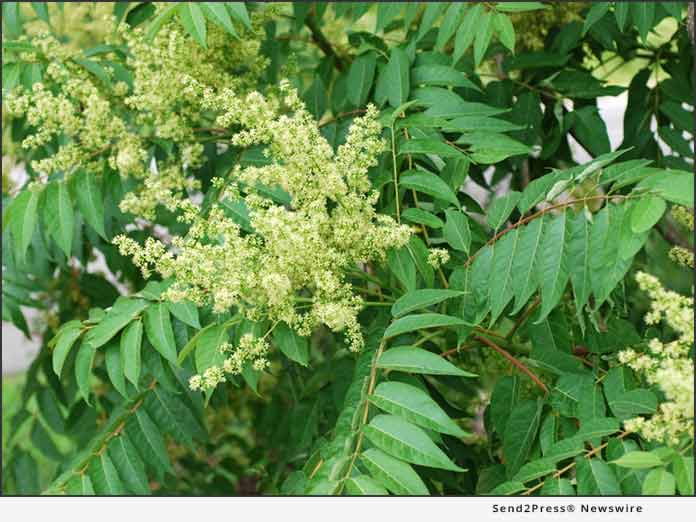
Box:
1 1 693 496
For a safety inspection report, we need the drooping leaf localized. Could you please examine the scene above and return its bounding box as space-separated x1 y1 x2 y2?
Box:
120 319 143 388
360 448 429 495
370 382 467 437
364 414 463 471
143 303 178 364
399 170 460 207
503 400 542 478
385 48 410 108
443 209 471 253
85 299 147 349
274 322 309 366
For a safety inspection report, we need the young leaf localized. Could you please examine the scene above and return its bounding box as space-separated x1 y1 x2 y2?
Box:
370 382 467 437
143 303 178 364
453 4 483 64
377 346 477 377
473 11 494 67
363 414 464 471
360 448 429 495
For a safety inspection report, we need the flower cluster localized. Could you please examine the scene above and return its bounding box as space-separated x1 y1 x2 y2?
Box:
115 83 410 377
618 271 694 446
669 206 694 269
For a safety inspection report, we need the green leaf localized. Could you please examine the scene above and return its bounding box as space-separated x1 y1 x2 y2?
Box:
387 246 416 292
65 474 95 495
166 300 200 329
411 65 479 91
370 382 467 437
52 324 82 377
635 169 693 207
37 388 64 433
75 342 96 404
9 187 41 262
360 448 429 495
435 3 465 51
473 11 494 67
495 2 547 12
612 451 664 469
364 414 463 471
630 196 666 233
513 457 558 483
127 409 173 477
105 340 128 397
489 376 520 436
494 12 515 53
399 170 460 207
120 319 143 388
487 191 521 230
44 180 74 257
347 52 376 107
582 2 610 35
178 2 207 47
510 216 543 313
489 229 519 323
344 475 388 495
377 346 477 377
673 456 694 495
567 210 591 315
202 2 237 37
608 389 657 419
445 116 523 133
304 78 326 119
376 2 401 32
575 417 620 440
632 2 655 41
401 208 444 229
226 2 251 30
460 132 530 163
503 400 542 477
145 4 178 41
443 209 471 253
453 4 483 63
89 451 125 495
535 212 570 323
192 323 226 375
145 386 206 448
488 481 526 495
384 314 471 339
85 298 147 349
391 289 465 318
399 138 463 158
642 468 675 495
385 48 410 108
73 169 106 239
109 435 150 494
143 303 178 364
614 2 630 30
576 457 622 495
274 322 309 366
540 477 575 495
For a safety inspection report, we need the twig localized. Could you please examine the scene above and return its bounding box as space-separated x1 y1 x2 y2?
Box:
474 335 548 396
304 15 345 71
506 296 541 339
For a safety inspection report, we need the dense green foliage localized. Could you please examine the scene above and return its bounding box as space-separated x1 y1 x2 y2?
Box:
1 2 693 496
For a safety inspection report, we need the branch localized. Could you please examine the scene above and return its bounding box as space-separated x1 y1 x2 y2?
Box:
474 335 548 396
304 15 345 71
